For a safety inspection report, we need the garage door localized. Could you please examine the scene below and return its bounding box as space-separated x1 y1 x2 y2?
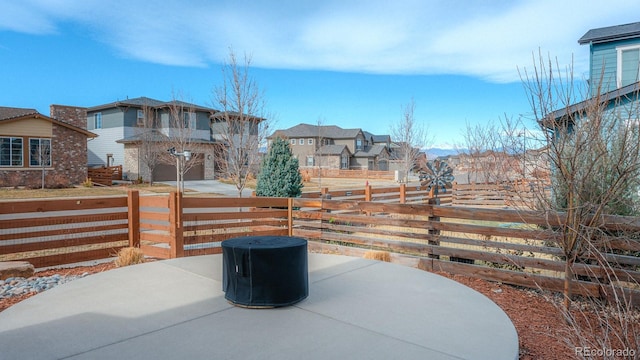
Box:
153 161 204 181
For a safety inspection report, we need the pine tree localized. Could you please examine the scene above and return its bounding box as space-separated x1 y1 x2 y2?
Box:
256 138 303 197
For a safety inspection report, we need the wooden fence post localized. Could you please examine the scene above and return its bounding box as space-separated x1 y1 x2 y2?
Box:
288 197 293 237
169 191 184 258
127 190 140 248
399 183 406 204
427 197 440 259
365 184 372 202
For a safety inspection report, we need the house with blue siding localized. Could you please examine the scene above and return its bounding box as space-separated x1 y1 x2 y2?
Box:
87 97 220 181
545 22 640 128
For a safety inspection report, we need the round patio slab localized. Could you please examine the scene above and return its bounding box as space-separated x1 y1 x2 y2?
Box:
0 254 518 360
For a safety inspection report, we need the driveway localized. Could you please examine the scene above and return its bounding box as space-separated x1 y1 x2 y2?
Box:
161 180 253 197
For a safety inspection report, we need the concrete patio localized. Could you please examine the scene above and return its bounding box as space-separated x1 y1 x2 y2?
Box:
0 254 518 359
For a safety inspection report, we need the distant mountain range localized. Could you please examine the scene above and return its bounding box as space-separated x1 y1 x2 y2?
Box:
424 147 464 158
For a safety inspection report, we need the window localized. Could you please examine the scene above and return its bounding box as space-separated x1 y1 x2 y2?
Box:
617 45 640 88
306 156 314 167
341 154 349 169
291 139 296 145
0 137 23 166
94 112 102 129
308 138 314 145
29 138 51 167
356 139 363 150
137 110 145 125
299 139 304 145
183 112 196 129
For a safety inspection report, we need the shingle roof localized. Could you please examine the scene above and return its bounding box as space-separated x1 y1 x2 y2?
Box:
88 97 217 113
578 21 640 44
270 123 362 139
116 130 218 144
316 144 350 155
543 81 640 127
354 145 387 157
0 106 39 120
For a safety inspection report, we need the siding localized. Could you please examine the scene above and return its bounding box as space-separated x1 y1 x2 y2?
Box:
590 38 640 96
87 127 125 166
0 118 51 137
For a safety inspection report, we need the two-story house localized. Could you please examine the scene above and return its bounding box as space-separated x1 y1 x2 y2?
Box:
546 22 640 127
87 97 220 181
269 123 390 170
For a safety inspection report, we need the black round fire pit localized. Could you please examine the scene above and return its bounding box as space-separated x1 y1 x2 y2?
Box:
221 236 308 308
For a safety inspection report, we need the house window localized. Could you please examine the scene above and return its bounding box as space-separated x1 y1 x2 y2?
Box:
306 155 314 167
617 45 640 88
341 154 349 169
307 138 314 145
356 139 363 150
291 139 296 145
299 139 304 145
137 110 145 125
0 137 23 167
94 112 102 129
29 138 51 167
183 112 196 129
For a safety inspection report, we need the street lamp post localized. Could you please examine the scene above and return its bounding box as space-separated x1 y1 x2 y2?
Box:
168 147 192 193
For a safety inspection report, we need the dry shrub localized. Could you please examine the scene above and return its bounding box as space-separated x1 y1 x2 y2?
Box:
363 250 391 262
114 247 146 267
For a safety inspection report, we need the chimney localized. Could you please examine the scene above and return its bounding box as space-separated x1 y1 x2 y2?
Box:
50 105 88 129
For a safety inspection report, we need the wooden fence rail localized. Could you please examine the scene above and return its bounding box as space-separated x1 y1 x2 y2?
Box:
0 195 130 268
1 191 638 305
299 184 453 205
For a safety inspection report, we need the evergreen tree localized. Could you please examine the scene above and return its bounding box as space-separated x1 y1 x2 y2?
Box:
256 138 303 197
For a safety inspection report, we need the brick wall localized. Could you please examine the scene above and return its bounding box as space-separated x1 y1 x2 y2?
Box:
50 105 87 129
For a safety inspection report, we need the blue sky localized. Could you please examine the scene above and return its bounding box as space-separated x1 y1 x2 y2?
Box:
1 0 638 148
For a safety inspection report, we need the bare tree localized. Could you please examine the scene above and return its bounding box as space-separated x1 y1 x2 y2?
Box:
30 138 51 189
135 103 162 185
211 50 272 197
520 51 640 310
390 98 431 182
158 93 207 193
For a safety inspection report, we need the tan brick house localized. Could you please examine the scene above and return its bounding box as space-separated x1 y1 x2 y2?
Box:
0 105 96 188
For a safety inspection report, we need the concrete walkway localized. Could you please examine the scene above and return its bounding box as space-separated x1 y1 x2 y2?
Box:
0 254 519 360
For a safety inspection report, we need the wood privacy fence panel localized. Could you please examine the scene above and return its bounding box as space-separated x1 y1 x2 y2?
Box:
1 192 638 304
0 196 130 268
301 168 394 179
291 198 640 304
299 184 452 205
88 165 123 186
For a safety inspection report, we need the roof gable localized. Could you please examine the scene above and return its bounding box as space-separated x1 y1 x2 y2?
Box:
0 107 97 138
579 21 640 44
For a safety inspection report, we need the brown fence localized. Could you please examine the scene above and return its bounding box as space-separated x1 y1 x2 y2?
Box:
301 168 394 180
291 198 640 304
0 195 131 268
299 184 453 205
88 165 123 186
1 191 638 304
452 180 548 208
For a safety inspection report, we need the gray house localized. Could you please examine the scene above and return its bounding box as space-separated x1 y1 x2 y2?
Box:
87 97 219 181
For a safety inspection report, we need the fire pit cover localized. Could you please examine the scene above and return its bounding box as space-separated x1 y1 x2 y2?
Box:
221 236 308 307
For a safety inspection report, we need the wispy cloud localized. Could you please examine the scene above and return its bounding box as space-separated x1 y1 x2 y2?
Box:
2 0 638 82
